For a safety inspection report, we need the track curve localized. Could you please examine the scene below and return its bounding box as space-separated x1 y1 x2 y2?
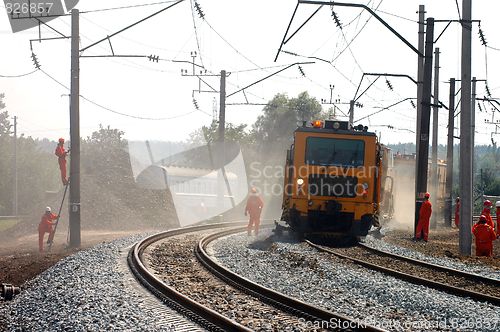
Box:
128 221 252 332
196 227 385 332
306 240 500 306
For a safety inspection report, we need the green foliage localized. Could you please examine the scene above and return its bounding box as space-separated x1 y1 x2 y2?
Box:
0 94 11 137
0 104 60 216
252 91 323 152
188 120 251 146
252 93 296 145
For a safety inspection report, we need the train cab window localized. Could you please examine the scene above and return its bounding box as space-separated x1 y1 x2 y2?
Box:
305 137 365 167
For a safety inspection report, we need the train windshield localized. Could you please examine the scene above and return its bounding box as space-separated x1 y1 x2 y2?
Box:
305 137 365 167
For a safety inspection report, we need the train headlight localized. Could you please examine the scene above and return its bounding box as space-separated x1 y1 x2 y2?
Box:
297 178 304 186
333 121 341 129
312 120 323 128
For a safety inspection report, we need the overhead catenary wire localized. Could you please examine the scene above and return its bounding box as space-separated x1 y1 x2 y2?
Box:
0 69 39 78
39 68 211 120
80 1 180 14
331 0 385 63
189 0 205 68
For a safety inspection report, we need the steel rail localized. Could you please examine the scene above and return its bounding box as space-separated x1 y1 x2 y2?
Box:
197 227 386 332
128 221 252 332
358 243 500 287
306 241 500 306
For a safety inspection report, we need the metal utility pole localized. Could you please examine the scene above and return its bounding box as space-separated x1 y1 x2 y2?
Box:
459 0 472 256
414 17 434 236
444 78 456 227
415 5 425 204
348 100 354 127
431 47 440 228
69 9 81 248
471 77 477 163
12 116 18 216
217 70 226 210
218 70 226 142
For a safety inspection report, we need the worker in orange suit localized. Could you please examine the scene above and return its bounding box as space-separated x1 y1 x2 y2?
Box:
496 201 500 238
481 200 495 230
38 207 58 253
55 138 69 185
472 215 497 257
245 187 264 236
415 192 432 242
454 197 460 228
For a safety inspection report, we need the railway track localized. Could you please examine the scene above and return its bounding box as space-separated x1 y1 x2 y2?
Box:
306 240 500 306
129 222 384 331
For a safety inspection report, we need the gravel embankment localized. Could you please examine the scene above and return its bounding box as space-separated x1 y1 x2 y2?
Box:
210 230 500 332
363 235 500 280
149 233 317 332
0 234 202 331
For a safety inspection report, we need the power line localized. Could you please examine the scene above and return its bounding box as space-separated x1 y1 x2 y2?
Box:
331 0 385 63
376 9 416 23
189 0 205 68
39 68 209 120
0 69 39 78
80 1 180 14
454 0 462 21
203 19 260 70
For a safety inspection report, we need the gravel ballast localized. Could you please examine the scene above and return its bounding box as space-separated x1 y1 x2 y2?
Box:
0 234 202 331
363 235 500 280
210 230 500 332
148 233 314 331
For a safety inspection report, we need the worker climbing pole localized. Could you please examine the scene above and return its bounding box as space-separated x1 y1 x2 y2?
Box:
55 138 69 185
46 137 71 251
47 179 70 251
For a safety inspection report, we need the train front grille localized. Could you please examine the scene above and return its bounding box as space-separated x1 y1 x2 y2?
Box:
308 174 358 198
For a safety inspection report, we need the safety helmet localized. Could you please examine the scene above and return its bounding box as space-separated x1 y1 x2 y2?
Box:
496 201 500 208
45 206 51 212
58 138 65 143
456 197 460 202
424 192 430 198
479 215 487 223
484 200 492 207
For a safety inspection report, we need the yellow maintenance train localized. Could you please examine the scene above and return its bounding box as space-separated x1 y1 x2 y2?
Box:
280 120 390 237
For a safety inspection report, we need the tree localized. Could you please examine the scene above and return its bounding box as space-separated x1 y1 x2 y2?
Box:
252 91 324 155
0 94 11 137
188 120 251 146
0 100 60 216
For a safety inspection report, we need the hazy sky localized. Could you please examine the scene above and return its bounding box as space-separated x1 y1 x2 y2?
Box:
1 0 499 146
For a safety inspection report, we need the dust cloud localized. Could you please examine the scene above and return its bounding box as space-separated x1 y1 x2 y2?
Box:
386 166 416 232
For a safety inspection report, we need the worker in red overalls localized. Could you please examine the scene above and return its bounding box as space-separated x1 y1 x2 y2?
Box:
481 200 495 230
472 215 497 257
55 138 69 185
454 197 460 228
415 192 432 242
38 207 58 253
245 187 264 236
496 201 500 238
